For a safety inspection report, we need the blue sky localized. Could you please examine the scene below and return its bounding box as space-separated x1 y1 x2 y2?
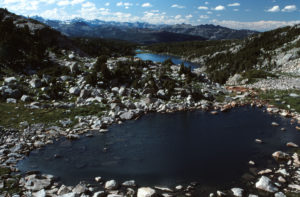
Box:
0 0 300 31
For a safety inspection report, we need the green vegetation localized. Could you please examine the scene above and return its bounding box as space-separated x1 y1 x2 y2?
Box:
0 10 49 72
146 40 235 60
0 8 137 75
146 25 300 84
71 37 136 58
258 89 300 113
0 102 107 128
242 70 278 84
0 167 20 195
0 166 10 176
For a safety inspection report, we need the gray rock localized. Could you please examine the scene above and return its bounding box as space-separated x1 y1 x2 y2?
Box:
61 193 76 197
6 98 16 104
120 111 135 120
286 142 298 148
3 88 21 99
290 93 300 98
231 188 243 197
157 89 167 99
92 191 105 197
73 183 87 194
122 180 136 187
70 62 79 74
33 189 46 197
80 89 91 99
57 185 71 195
60 119 73 127
4 77 17 84
272 151 290 161
67 134 80 140
111 87 119 93
24 177 51 191
69 53 75 59
30 79 42 88
21 95 32 102
137 187 156 197
104 180 117 190
255 176 278 193
119 86 126 96
69 87 81 96
226 74 242 86
248 195 258 197
34 141 44 148
275 192 286 197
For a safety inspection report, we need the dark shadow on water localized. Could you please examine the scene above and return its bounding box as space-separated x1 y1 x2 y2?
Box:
18 107 300 189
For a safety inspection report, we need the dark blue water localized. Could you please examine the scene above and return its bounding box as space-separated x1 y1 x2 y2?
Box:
135 52 200 69
18 107 300 188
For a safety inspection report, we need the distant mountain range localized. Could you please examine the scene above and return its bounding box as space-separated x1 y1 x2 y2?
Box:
31 16 258 44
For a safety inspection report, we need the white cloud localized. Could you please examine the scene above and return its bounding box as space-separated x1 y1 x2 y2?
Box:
228 3 240 7
105 2 110 6
198 6 208 10
185 14 193 19
282 5 297 12
199 15 209 19
204 2 209 5
267 5 280 12
141 3 152 8
57 0 85 6
214 5 225 11
211 19 300 31
82 2 94 8
171 4 185 9
116 2 133 9
175 15 181 20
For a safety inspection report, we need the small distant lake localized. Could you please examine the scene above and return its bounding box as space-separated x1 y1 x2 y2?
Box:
17 107 300 192
135 51 200 69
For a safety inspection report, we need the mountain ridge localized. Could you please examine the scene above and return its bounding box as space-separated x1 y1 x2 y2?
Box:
31 16 258 43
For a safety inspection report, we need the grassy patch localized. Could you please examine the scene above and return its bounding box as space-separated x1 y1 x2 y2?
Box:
0 166 10 176
0 102 107 128
258 89 300 113
1 178 21 195
242 70 277 84
215 94 226 103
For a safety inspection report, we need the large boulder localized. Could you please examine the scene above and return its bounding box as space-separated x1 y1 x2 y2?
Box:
104 180 117 190
24 176 51 191
6 98 17 104
157 89 168 99
272 151 290 161
231 188 243 197
93 191 105 197
226 74 242 86
137 187 156 197
21 95 33 102
69 87 80 96
4 77 17 84
120 111 135 120
32 189 46 197
72 183 87 194
255 176 278 193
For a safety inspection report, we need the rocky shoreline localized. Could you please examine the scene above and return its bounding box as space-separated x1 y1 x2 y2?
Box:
1 55 300 197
